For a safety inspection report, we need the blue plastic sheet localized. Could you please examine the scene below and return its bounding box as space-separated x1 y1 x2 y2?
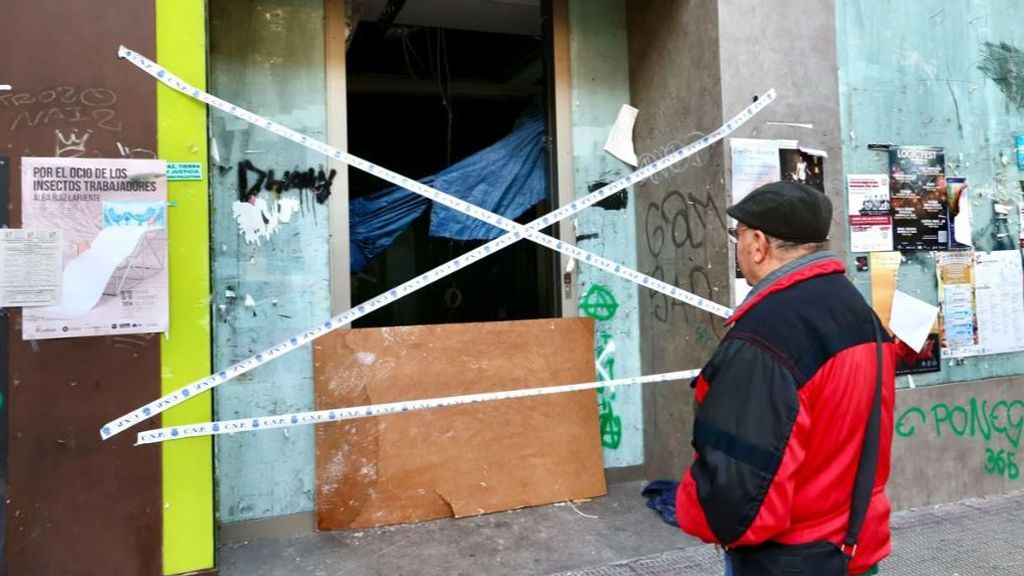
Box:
349 110 548 272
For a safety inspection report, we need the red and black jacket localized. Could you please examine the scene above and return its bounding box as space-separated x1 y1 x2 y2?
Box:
677 252 895 575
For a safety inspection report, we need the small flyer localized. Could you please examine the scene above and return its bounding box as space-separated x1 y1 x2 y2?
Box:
0 228 63 307
847 174 893 252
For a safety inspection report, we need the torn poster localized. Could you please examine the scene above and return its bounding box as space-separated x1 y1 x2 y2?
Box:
20 157 168 340
868 251 902 333
935 250 978 356
729 138 797 204
728 138 796 305
1019 202 1024 249
947 177 972 249
940 250 1024 358
604 104 639 166
847 174 893 253
0 228 63 307
890 289 939 353
231 196 301 246
779 147 825 192
889 146 947 250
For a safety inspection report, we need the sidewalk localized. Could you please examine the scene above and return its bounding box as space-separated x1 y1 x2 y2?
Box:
553 490 1024 576
219 485 1024 576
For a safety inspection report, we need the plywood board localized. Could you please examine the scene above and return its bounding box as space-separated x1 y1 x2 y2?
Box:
314 317 606 530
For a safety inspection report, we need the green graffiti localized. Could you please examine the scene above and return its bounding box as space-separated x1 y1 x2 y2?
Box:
984 447 1021 480
898 398 1024 481
580 284 619 321
599 399 622 449
895 398 1024 448
595 331 621 449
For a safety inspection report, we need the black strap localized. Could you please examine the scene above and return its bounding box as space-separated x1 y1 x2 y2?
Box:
843 316 884 549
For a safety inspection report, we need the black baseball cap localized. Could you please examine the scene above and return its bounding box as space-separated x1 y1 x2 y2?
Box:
727 181 832 243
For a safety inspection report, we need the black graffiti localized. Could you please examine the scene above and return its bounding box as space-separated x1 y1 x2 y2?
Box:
647 264 722 337
238 160 336 204
588 180 629 211
644 189 727 261
643 188 727 338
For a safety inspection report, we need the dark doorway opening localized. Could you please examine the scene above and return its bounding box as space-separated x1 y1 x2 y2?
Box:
346 0 558 328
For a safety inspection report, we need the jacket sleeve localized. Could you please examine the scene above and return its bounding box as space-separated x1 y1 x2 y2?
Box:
676 335 810 547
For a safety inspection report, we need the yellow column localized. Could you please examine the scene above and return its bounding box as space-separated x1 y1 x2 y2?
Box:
157 0 214 572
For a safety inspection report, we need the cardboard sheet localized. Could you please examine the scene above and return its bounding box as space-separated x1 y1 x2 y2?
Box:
314 317 606 530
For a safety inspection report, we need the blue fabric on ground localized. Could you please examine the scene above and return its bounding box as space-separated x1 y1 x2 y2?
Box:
641 479 680 527
348 110 548 272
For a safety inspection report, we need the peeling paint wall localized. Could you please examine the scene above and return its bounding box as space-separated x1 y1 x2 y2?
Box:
209 0 330 523
837 0 1024 387
569 0 643 467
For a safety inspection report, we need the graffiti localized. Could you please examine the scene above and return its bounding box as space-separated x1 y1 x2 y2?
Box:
978 41 1024 110
644 189 727 260
579 284 619 321
643 187 726 338
4 86 121 132
579 282 623 450
896 399 1024 447
595 331 621 449
231 197 302 246
637 132 711 186
897 398 1024 480
589 180 629 211
984 448 1020 480
238 159 336 204
116 141 157 159
54 129 92 157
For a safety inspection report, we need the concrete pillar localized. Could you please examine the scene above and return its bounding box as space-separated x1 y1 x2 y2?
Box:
628 0 844 480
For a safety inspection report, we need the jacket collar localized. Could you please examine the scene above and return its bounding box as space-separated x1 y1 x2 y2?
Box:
728 251 846 325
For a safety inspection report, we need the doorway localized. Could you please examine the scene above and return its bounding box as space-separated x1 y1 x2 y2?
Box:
346 0 560 327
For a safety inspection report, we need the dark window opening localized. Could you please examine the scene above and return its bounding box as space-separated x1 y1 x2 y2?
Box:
347 2 558 328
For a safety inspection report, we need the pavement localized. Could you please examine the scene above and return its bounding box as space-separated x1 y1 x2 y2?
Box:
219 482 1024 576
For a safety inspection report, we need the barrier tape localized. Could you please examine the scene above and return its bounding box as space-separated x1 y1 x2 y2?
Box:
102 45 774 440
136 370 700 445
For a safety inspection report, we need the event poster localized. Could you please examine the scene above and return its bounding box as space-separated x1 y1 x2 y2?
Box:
847 174 893 252
20 157 168 340
935 251 978 356
889 145 947 250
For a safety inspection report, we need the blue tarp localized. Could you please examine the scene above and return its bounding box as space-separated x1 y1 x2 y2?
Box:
349 110 548 272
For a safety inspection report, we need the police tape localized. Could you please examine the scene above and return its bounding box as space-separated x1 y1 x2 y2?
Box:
102 46 773 440
135 369 700 445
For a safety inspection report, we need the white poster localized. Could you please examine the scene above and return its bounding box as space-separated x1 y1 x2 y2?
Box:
729 138 797 204
941 251 1024 358
0 228 63 307
972 251 1024 356
729 138 797 305
21 157 168 340
847 174 893 253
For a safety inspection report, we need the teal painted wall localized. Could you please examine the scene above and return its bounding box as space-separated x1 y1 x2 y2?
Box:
209 0 329 522
569 0 643 467
837 0 1024 388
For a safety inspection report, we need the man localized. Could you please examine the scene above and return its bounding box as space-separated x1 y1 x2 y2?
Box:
676 181 895 575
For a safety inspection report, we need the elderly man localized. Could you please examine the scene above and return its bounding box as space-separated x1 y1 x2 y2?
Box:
676 181 895 576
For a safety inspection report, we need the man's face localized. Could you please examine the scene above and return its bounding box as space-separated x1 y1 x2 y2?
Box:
734 223 766 286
